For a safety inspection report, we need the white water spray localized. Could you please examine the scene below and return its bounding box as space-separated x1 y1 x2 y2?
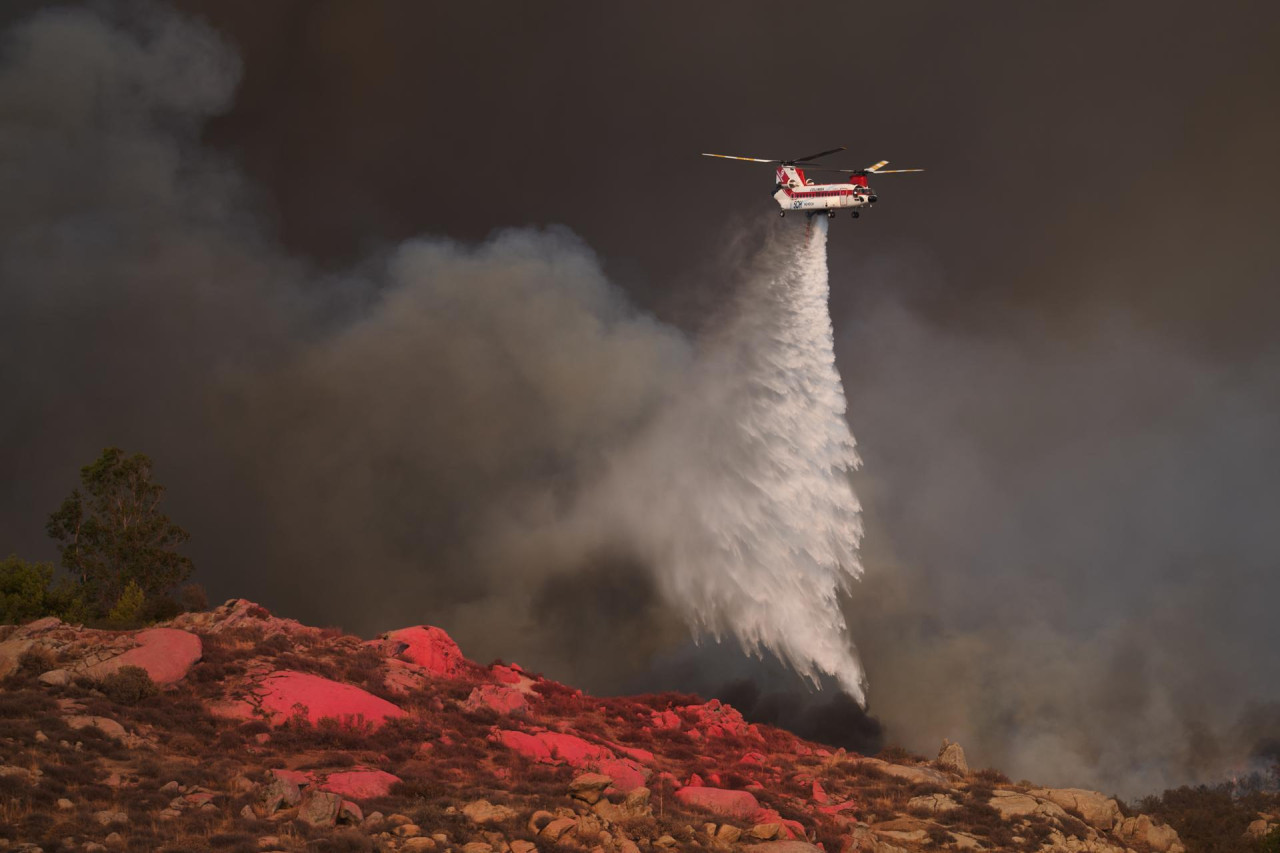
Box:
589 218 867 701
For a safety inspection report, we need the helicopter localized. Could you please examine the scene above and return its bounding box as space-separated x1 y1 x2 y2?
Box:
700 146 922 219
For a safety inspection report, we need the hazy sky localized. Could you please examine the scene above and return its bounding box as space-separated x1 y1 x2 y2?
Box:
2 1 1278 797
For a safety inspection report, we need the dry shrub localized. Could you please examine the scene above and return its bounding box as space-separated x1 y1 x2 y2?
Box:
254 633 291 656
944 800 1003 838
877 745 921 762
631 691 704 711
297 752 357 770
15 647 55 679
0 689 57 718
972 767 1011 785
99 665 157 705
208 831 256 849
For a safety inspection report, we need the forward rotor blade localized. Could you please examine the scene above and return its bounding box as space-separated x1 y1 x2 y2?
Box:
794 146 847 163
701 153 778 163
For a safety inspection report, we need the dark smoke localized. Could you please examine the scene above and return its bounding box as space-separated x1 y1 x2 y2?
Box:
718 678 884 756
4 2 1280 801
0 5 690 663
836 289 1280 795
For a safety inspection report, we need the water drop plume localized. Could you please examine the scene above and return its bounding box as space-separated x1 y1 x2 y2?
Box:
585 216 867 701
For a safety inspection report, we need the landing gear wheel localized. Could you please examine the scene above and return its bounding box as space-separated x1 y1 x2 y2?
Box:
779 211 786 218
827 211 836 219
851 211 860 219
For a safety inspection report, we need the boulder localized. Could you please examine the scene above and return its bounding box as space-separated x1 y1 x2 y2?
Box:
340 800 363 823
298 790 343 828
908 793 960 814
462 799 518 824
988 790 1069 821
0 637 35 679
254 670 405 728
82 628 202 684
1030 788 1123 831
715 824 743 844
1115 814 1185 853
856 758 950 786
568 773 614 805
402 840 438 853
596 757 650 792
260 778 302 814
65 715 128 741
379 626 468 677
38 668 71 686
674 787 760 820
538 731 614 764
937 739 969 774
496 729 553 762
322 769 401 800
593 788 653 823
464 684 528 716
541 817 578 841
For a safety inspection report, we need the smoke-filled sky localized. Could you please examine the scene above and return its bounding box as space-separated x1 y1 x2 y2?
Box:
2 1 1279 798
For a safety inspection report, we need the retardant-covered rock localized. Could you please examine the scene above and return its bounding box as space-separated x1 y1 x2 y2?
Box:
254 670 405 727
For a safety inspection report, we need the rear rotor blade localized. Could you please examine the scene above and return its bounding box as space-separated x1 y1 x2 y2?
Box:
701 153 778 163
870 169 924 174
793 146 847 163
865 160 890 172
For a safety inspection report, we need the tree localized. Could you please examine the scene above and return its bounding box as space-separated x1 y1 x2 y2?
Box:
46 447 193 616
0 555 54 624
0 555 89 624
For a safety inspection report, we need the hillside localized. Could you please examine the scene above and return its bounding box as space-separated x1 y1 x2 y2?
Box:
0 599 1195 853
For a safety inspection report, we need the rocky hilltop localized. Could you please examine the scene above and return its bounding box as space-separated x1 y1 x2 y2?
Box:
0 600 1186 853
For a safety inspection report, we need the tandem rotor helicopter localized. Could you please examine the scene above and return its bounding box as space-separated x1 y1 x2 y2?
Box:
700 146 923 219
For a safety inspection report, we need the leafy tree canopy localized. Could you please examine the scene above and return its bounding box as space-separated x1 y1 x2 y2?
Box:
46 447 193 616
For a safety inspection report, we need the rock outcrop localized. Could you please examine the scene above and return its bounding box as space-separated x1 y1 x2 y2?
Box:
1030 787 1124 831
0 601 1200 853
253 670 406 727
936 738 968 775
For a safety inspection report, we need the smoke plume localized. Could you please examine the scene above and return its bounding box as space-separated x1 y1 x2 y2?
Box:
0 5 864 704
6 3 1279 801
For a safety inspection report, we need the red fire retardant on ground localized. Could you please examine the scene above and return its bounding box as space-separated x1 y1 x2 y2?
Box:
496 730 553 761
674 786 761 820
256 671 406 727
382 626 467 677
496 729 650 792
322 769 402 800
98 628 203 684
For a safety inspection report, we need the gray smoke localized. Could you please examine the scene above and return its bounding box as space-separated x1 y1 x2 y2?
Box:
4 3 1279 802
837 285 1280 797
0 5 692 661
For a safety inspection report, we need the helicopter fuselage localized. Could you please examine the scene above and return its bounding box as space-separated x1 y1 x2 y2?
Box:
772 165 876 214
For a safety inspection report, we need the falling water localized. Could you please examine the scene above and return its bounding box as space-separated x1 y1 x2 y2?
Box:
591 217 867 701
